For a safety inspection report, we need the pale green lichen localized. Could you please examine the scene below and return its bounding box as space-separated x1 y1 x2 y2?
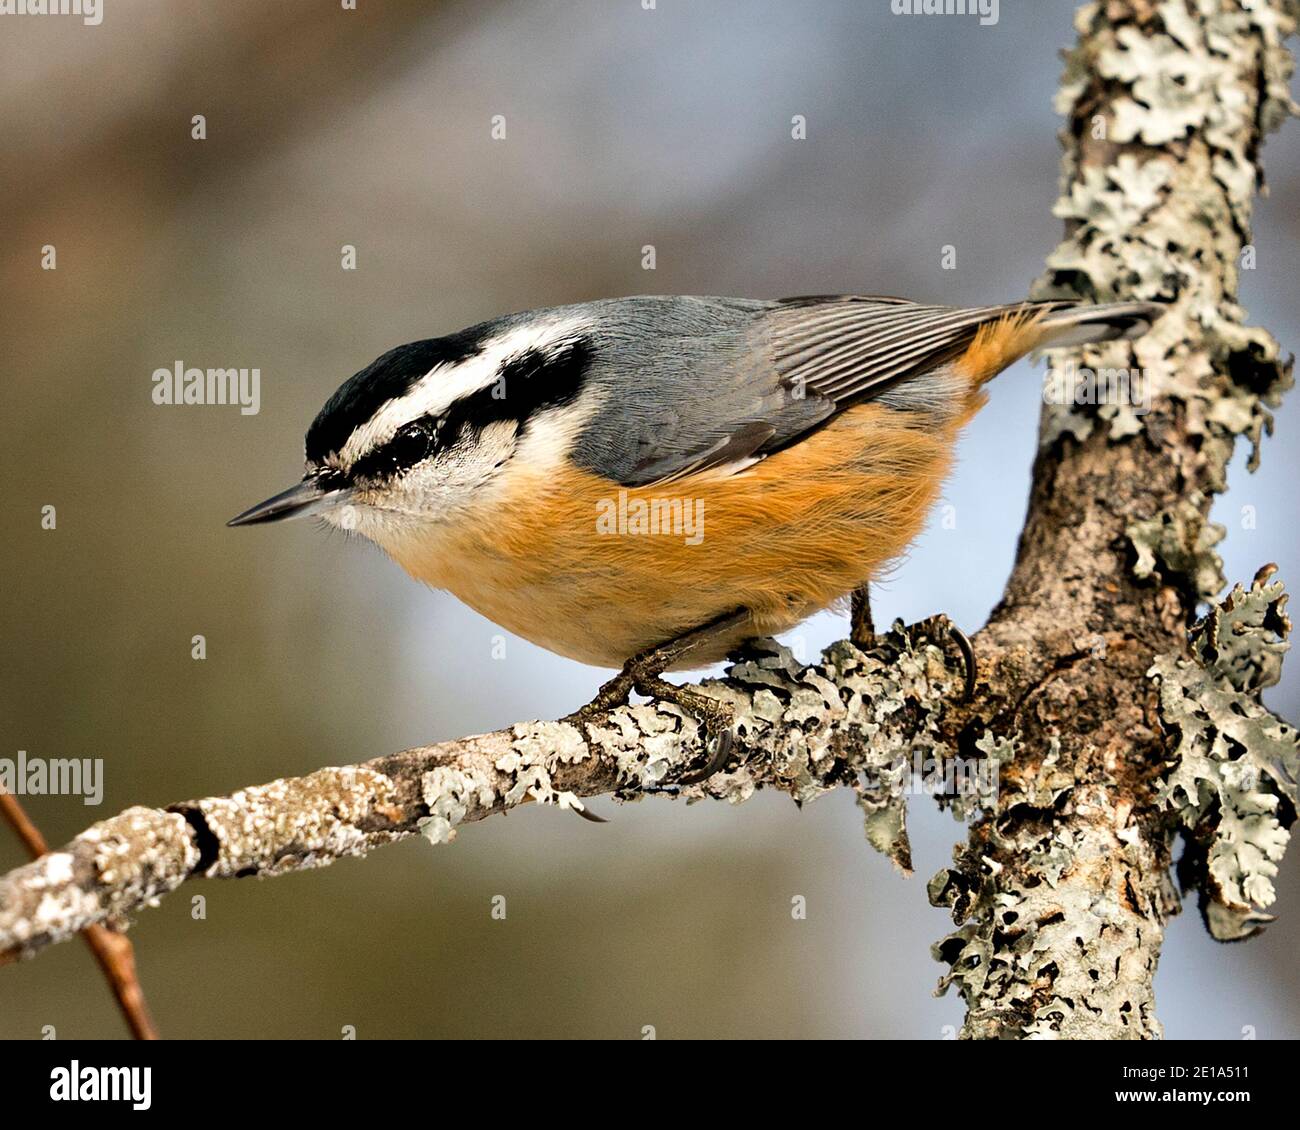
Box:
408 626 958 872
418 723 602 842
1150 570 1298 939
493 724 590 810
688 630 959 873
928 714 1195 1038
830 631 955 873
581 702 703 793
1035 1 1296 459
1127 492 1227 603
1103 20 1244 145
419 764 497 846
925 0 1300 1038
930 777 1169 1039
938 731 1017 823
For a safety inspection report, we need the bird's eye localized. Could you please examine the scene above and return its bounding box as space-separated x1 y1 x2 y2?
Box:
349 417 440 483
388 419 437 466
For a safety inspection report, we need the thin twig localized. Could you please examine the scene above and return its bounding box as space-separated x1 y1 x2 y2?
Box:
0 791 159 1040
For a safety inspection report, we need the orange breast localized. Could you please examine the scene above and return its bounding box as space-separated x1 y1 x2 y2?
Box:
382 396 980 669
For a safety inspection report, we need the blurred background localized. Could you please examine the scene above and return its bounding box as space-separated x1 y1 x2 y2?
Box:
2 0 1298 1039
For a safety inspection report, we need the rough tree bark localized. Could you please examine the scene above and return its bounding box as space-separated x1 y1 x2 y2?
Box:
1 0 1297 1039
923 0 1299 1039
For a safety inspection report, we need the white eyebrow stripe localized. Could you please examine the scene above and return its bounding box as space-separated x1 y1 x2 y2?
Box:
337 316 591 467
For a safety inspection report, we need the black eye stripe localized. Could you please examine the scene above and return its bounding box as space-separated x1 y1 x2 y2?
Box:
347 418 439 482
344 338 592 484
447 339 591 440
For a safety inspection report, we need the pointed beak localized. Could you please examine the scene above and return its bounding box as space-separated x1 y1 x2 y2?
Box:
227 476 352 527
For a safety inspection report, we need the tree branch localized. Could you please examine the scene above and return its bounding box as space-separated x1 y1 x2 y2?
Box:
1 792 159 1040
0 630 963 963
927 0 1299 1038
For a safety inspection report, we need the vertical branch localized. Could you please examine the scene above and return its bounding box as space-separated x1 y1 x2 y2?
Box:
929 0 1298 1039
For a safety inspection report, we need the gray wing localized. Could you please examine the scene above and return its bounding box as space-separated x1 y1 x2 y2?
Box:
571 294 1035 488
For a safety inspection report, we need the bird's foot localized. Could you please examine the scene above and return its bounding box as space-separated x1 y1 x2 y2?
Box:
564 653 738 786
563 609 749 787
565 665 639 724
851 583 974 699
906 613 977 701
633 674 737 785
850 583 877 650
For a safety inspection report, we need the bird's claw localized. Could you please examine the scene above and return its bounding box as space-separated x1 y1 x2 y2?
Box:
571 803 608 824
677 719 736 785
910 614 977 701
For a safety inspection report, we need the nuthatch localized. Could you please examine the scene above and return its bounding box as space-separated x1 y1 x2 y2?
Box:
230 294 1161 781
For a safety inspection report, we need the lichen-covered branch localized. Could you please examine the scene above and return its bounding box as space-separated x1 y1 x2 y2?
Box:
927 0 1298 1039
0 630 963 962
1154 567 1298 940
0 792 159 1039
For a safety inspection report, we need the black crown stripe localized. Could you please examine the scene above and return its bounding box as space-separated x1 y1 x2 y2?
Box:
345 338 592 484
305 323 496 464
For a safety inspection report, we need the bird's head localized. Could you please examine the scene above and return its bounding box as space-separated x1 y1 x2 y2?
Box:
227 312 595 545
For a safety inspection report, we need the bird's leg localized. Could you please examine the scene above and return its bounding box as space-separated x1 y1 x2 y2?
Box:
565 608 751 784
567 608 750 722
631 673 737 785
851 585 975 700
907 613 977 701
850 583 876 649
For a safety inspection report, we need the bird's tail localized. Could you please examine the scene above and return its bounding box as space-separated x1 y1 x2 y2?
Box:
959 300 1166 385
1030 300 1166 349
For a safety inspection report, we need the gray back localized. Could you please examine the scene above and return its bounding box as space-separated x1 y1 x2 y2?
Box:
546 294 1024 486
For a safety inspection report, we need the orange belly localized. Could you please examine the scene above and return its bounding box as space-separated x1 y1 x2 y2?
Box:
383 400 975 669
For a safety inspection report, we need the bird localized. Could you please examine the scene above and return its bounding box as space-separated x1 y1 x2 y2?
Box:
229 293 1162 782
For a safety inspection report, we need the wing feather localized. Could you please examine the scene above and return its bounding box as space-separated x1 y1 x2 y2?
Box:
767 297 1036 406
582 294 1069 488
